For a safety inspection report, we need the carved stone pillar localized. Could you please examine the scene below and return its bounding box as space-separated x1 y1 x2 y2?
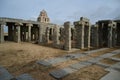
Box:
53 25 60 47
15 23 23 43
64 22 71 50
108 23 113 48
26 24 33 42
0 22 5 43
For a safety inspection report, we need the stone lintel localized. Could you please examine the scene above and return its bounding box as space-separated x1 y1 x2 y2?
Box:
26 23 33 27
15 22 23 26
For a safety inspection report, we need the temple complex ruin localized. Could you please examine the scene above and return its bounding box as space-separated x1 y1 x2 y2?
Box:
0 10 120 50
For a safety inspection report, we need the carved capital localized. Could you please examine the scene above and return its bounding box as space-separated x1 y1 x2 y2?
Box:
15 22 23 26
26 23 33 27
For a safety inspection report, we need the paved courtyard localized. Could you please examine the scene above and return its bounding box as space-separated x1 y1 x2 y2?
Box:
0 42 120 80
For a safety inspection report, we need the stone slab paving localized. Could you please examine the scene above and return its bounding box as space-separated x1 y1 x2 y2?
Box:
37 48 109 67
49 67 77 79
37 53 85 67
100 68 120 80
37 60 52 67
96 62 111 68
84 48 109 54
111 49 120 54
49 61 92 79
69 61 92 70
99 53 116 58
49 49 120 79
109 57 120 61
87 57 103 64
0 66 13 80
110 62 120 70
16 74 35 80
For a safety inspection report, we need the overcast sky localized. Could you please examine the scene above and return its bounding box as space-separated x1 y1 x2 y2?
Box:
0 0 120 24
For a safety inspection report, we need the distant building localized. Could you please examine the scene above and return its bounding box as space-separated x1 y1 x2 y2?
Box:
37 10 50 23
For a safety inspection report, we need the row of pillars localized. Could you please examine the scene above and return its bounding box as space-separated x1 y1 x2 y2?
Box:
92 21 117 48
0 22 33 43
74 20 91 49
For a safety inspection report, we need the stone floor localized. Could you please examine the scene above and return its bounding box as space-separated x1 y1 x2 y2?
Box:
48 49 120 79
0 48 120 80
0 66 35 80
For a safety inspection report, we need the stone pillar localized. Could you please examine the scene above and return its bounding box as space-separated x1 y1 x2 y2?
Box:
99 23 104 47
93 23 99 48
24 27 27 41
88 23 91 49
26 24 32 42
53 25 60 47
74 22 84 49
45 27 50 43
81 23 85 49
0 22 5 43
108 23 113 48
112 22 117 47
39 24 44 43
8 25 13 41
15 23 22 43
64 22 71 50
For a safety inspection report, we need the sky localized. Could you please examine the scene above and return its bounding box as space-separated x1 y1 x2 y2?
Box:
0 0 120 25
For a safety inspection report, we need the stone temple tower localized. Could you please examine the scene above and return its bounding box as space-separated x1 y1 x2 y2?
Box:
37 10 50 23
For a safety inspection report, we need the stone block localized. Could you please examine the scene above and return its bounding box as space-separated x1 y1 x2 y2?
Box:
111 49 120 54
0 66 13 80
70 61 92 70
110 62 120 70
96 62 111 68
37 60 51 67
49 67 77 79
100 68 120 80
99 53 115 58
109 57 120 61
87 57 103 64
16 74 35 80
84 48 109 54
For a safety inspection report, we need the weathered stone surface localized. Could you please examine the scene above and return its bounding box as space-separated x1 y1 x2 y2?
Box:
99 53 116 58
16 74 35 80
100 68 120 80
96 62 111 68
49 67 77 79
111 49 120 54
37 60 51 66
64 22 71 51
70 61 92 70
110 62 120 70
0 66 13 80
84 48 109 54
109 57 120 61
37 53 85 67
63 53 85 59
87 57 103 63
